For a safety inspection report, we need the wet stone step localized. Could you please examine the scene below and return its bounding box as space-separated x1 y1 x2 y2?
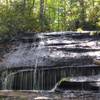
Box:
2 64 100 71
41 31 100 39
19 37 40 43
18 32 37 37
16 32 41 43
47 47 100 52
1 67 100 90
54 81 100 92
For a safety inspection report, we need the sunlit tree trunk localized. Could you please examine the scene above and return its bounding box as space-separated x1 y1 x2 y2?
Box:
79 0 85 28
40 0 44 32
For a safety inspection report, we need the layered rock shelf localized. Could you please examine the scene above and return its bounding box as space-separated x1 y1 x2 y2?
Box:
0 31 100 91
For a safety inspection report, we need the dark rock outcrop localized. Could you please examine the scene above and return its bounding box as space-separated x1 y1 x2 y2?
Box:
54 80 100 92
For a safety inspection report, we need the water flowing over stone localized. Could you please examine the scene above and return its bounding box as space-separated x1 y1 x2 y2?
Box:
0 31 100 94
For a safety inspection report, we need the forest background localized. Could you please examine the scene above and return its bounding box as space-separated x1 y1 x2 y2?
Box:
0 0 100 41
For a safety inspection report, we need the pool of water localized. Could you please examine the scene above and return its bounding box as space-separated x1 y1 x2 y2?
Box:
0 90 100 100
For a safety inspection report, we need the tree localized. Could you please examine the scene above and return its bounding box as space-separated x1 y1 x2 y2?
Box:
40 0 44 31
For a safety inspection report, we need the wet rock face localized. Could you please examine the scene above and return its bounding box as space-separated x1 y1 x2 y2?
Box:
16 32 40 43
54 80 100 92
0 32 100 91
1 31 100 68
0 43 14 63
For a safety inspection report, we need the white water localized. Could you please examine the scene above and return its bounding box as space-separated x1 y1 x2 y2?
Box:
1 31 100 68
1 32 100 92
3 43 50 67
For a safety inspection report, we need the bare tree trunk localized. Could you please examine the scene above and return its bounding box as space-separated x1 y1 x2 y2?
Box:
79 0 85 27
40 0 44 32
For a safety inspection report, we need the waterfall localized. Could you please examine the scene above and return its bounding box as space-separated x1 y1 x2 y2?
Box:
0 32 100 92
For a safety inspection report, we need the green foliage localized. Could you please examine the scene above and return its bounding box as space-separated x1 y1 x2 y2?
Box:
0 0 100 41
0 0 41 40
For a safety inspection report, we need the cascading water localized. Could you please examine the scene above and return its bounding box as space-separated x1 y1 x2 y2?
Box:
0 32 100 99
33 36 46 90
